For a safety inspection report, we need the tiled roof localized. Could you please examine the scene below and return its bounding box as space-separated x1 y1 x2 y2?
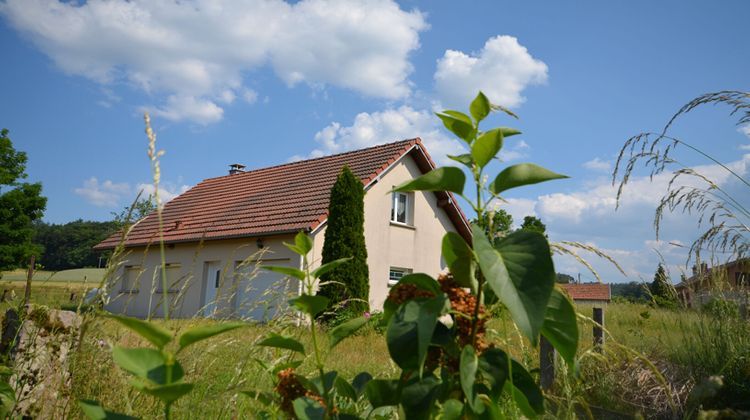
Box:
95 138 470 250
560 283 611 302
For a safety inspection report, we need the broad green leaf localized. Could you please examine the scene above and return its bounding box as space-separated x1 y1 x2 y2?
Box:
447 154 473 168
436 111 475 142
177 322 245 353
470 92 491 123
503 362 544 418
112 347 184 384
498 127 522 138
392 166 466 194
541 287 579 366
294 231 313 255
400 374 441 420
0 380 14 417
459 345 478 411
132 381 194 404
440 399 464 420
106 314 172 349
472 129 504 169
262 265 305 281
257 334 305 355
442 232 477 292
293 396 326 420
386 295 449 373
489 163 568 195
289 295 329 317
312 371 338 395
394 273 442 295
78 400 137 420
329 316 368 349
352 372 373 397
335 376 357 400
365 379 400 408
311 257 352 279
472 226 555 342
477 348 509 400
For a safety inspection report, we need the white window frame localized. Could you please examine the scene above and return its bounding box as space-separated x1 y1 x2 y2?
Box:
390 191 413 225
388 267 412 287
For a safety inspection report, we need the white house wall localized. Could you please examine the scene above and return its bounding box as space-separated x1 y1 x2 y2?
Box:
105 235 301 319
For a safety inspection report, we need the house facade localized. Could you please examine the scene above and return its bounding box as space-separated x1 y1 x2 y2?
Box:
675 259 749 307
560 283 611 306
94 139 471 320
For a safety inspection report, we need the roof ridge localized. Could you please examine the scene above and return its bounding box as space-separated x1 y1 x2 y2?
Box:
202 138 419 182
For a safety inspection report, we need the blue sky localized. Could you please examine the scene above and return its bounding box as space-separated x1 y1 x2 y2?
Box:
1 0 748 283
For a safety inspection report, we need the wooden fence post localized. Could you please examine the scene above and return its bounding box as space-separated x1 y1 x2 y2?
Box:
540 335 555 391
23 255 35 306
593 307 604 351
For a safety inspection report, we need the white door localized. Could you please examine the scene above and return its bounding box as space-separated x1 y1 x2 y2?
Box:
203 262 222 317
235 259 293 321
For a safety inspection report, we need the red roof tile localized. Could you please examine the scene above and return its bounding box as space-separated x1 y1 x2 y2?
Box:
560 283 611 301
95 139 471 250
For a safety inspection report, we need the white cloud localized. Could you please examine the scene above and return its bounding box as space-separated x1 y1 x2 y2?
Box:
242 89 259 105
1 0 427 124
582 157 611 172
739 125 750 138
74 177 131 207
497 197 537 226
434 35 548 108
75 178 190 208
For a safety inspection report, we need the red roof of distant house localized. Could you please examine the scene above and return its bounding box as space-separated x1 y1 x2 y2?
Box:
94 138 470 250
560 283 611 302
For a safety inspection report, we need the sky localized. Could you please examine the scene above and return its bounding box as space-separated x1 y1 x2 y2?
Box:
0 0 748 284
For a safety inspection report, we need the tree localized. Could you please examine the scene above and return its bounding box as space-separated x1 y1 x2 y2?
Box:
317 166 369 317
520 215 547 237
0 129 46 269
33 219 118 270
556 273 574 284
112 193 157 229
472 209 513 244
650 264 678 308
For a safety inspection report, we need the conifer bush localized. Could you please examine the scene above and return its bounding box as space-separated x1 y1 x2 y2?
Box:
317 166 370 319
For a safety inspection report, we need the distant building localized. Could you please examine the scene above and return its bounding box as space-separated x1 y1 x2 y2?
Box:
675 259 749 307
560 283 611 306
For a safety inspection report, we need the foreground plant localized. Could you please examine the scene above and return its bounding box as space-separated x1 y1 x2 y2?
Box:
250 92 579 418
79 315 245 419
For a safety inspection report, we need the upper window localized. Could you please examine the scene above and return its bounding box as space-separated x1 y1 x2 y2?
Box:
388 267 412 287
391 192 413 225
121 266 142 293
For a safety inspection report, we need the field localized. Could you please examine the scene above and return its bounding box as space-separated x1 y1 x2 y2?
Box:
3 274 748 418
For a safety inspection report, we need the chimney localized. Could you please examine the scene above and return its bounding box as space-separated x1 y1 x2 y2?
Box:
228 163 246 175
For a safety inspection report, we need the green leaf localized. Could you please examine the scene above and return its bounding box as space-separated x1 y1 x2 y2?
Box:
289 295 329 317
352 372 373 397
477 348 509 400
460 345 478 411
240 390 275 406
489 163 568 195
392 166 466 195
393 273 442 295
329 316 368 349
295 231 313 254
386 295 449 373
262 265 305 281
310 257 352 279
78 400 137 420
446 154 474 168
440 399 464 420
498 127 522 138
436 111 475 142
472 227 555 342
293 396 326 420
312 371 338 395
335 376 357 400
257 334 305 355
470 92 491 123
365 379 400 408
112 347 183 384
400 374 441 420
271 360 303 375
541 287 579 366
442 232 477 292
177 322 245 353
0 380 14 417
105 314 172 349
132 381 194 404
471 129 504 169
504 361 544 417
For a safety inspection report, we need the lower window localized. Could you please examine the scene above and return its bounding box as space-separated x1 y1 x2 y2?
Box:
388 267 412 287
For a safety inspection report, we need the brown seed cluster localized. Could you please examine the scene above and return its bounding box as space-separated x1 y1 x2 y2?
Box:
275 368 326 415
438 273 488 353
386 283 435 306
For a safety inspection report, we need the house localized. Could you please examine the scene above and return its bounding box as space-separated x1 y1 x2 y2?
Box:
675 259 749 307
94 139 471 320
560 283 611 306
